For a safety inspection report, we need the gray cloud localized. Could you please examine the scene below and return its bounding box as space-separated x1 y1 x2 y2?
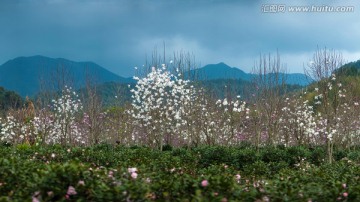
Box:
0 0 359 77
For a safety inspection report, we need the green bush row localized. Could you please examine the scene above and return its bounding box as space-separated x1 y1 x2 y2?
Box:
0 144 359 201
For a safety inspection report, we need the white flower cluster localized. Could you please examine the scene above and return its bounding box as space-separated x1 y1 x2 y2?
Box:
211 97 247 145
0 109 39 144
130 65 195 147
0 86 85 146
50 86 84 145
0 116 25 143
280 98 317 146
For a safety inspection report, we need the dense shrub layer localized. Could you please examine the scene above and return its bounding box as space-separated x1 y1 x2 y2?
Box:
0 144 359 201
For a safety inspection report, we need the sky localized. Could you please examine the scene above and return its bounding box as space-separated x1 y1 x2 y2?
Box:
0 0 359 77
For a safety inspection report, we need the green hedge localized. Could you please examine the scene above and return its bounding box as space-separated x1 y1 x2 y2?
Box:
0 144 359 201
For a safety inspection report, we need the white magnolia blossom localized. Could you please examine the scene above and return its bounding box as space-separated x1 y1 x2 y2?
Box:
130 66 195 147
279 98 318 146
49 86 84 145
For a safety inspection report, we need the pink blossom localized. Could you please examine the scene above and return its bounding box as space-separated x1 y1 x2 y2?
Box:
343 192 348 197
342 183 347 189
32 191 41 202
78 180 85 186
201 180 209 187
67 186 77 195
131 172 138 179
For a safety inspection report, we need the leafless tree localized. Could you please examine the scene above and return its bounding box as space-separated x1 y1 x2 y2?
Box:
305 46 343 81
251 51 287 148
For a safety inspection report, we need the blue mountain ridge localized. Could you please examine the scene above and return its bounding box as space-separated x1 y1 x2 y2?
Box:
0 56 311 97
0 55 133 97
190 62 311 86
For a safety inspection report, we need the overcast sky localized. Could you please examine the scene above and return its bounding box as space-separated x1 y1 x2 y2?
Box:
1 0 359 77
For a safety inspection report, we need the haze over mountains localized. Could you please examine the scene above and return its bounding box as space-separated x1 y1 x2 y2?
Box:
0 56 311 97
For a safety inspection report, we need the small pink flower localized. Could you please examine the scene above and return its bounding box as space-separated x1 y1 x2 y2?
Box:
343 192 348 197
65 194 70 199
32 191 41 202
201 180 209 187
342 183 347 189
78 180 85 186
108 171 114 179
235 174 241 181
67 186 77 195
224 165 228 169
131 172 138 179
32 197 40 202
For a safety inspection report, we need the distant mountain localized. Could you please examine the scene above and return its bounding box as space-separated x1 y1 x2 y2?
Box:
0 56 133 97
189 62 252 80
188 62 311 86
0 57 311 98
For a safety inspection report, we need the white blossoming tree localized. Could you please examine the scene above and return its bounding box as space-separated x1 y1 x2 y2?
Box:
49 86 84 145
130 65 195 150
305 47 344 163
215 97 247 145
279 96 317 146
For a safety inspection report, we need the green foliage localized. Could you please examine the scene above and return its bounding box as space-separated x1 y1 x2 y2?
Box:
0 145 359 201
335 60 360 77
0 87 23 113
